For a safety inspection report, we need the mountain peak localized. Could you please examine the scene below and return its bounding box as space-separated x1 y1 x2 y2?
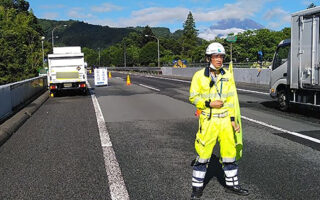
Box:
210 18 264 30
199 18 264 41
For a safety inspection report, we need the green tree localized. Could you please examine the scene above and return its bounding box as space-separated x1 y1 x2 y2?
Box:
0 2 43 85
82 47 98 67
126 45 140 66
123 32 143 48
142 25 155 46
108 45 124 66
181 11 198 60
0 0 29 11
140 42 158 66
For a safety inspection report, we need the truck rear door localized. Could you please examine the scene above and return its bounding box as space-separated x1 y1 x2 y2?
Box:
299 16 320 86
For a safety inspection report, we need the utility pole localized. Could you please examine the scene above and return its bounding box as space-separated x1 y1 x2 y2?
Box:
98 48 101 66
52 24 67 47
124 41 127 67
145 35 160 67
226 34 237 63
41 36 45 68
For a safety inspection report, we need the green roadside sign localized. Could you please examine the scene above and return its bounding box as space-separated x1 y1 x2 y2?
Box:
226 35 237 43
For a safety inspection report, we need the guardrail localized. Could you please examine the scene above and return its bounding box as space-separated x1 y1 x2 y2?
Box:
162 63 254 68
0 76 48 122
107 66 270 86
107 67 162 74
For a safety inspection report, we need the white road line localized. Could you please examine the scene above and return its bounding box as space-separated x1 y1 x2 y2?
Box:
139 84 160 91
87 82 130 200
145 75 269 95
146 75 191 83
242 116 320 144
237 88 269 95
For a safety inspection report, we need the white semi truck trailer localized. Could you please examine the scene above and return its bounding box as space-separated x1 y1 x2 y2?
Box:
48 47 87 97
270 7 320 110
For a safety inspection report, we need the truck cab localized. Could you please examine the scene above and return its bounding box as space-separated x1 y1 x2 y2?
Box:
270 39 291 110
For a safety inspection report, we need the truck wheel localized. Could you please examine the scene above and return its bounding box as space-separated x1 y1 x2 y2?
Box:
82 88 88 96
278 90 289 111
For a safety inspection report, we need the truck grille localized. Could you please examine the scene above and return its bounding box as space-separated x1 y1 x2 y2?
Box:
56 72 79 79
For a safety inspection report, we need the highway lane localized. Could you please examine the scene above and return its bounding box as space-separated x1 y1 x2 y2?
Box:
0 71 319 199
90 72 320 199
113 72 320 148
0 92 111 200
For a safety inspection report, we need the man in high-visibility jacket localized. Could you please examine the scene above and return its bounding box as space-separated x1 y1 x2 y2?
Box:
189 42 249 199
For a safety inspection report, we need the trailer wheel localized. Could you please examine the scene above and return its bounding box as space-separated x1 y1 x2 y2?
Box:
278 90 289 111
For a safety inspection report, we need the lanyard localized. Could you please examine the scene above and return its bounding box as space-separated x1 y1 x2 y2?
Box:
211 74 223 98
215 80 223 98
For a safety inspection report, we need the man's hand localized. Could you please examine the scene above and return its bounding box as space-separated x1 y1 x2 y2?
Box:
210 100 224 108
231 121 240 132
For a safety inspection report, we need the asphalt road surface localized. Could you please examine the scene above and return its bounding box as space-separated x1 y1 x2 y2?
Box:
0 71 319 200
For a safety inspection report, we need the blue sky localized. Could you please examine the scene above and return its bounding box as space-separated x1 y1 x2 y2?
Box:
28 0 316 39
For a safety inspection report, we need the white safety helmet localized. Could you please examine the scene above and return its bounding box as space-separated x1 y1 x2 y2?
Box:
205 42 225 56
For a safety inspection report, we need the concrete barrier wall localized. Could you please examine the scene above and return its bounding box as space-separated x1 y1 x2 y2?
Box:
0 86 11 120
0 76 48 121
161 67 270 85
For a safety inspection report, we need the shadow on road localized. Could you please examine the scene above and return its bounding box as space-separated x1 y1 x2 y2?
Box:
52 90 89 97
203 154 225 189
261 101 320 120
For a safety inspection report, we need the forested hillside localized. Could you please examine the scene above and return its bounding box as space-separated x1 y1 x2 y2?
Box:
38 19 183 49
38 19 136 49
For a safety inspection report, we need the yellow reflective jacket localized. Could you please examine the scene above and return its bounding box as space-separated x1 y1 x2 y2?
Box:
189 67 236 118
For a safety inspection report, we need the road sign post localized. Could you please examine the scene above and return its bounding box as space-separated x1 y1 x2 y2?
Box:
226 35 237 63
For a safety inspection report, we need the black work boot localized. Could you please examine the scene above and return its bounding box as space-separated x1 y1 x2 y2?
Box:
191 187 203 199
225 185 249 196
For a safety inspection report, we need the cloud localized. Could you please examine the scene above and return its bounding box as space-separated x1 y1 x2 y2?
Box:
263 8 290 29
89 7 189 27
40 4 65 9
194 0 271 22
91 3 123 13
264 8 288 20
86 0 274 30
68 8 94 19
190 0 210 3
42 12 59 20
198 28 245 41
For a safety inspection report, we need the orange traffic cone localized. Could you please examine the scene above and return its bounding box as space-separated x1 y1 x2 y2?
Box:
126 75 131 85
109 72 112 78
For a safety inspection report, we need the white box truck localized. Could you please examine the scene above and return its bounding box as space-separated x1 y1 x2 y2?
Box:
270 7 320 110
48 47 87 96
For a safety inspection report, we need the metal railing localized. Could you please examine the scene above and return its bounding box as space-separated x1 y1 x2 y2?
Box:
109 63 254 69
0 76 48 122
107 67 162 74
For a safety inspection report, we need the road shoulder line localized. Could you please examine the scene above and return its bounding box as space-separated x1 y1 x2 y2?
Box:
88 82 130 200
242 116 320 144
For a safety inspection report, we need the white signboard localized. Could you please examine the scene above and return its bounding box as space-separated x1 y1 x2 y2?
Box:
94 67 108 86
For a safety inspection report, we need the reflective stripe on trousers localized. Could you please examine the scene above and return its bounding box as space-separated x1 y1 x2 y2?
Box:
223 163 239 186
192 163 207 188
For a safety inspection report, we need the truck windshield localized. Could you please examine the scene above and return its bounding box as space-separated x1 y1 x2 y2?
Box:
272 44 290 70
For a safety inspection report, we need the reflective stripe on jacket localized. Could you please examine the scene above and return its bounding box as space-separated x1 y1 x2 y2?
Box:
189 67 236 117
